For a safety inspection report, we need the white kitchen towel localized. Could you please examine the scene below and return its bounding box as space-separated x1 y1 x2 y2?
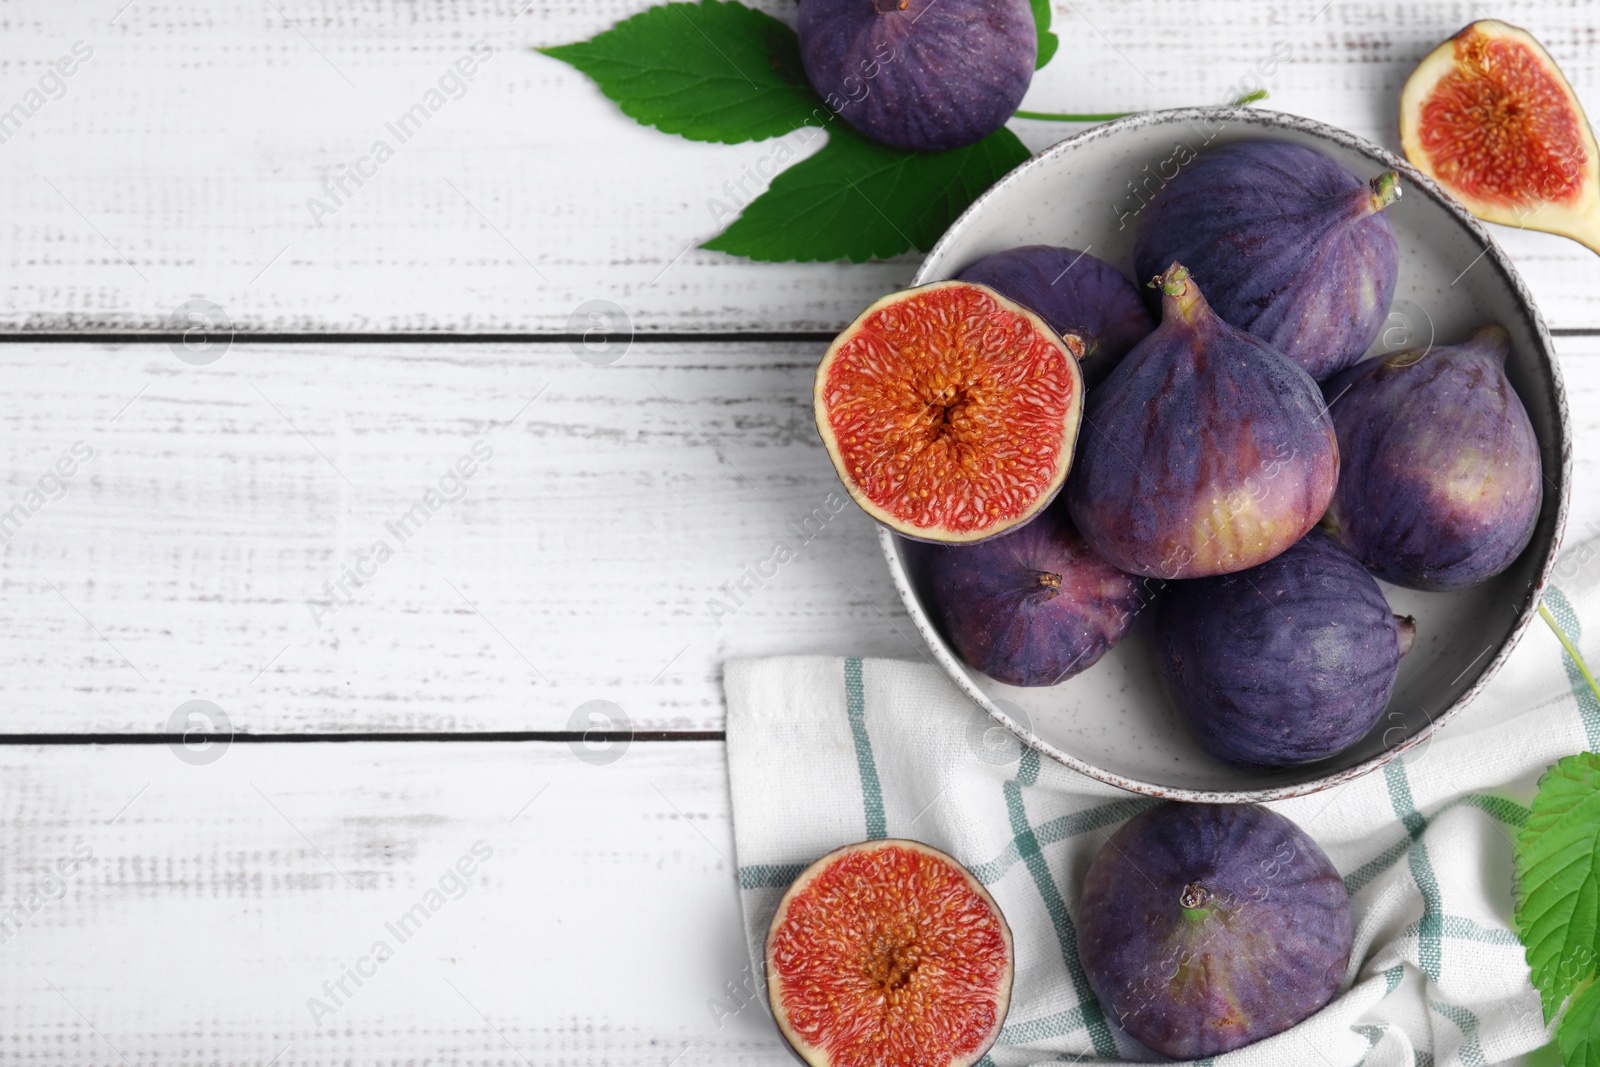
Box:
725 573 1600 1065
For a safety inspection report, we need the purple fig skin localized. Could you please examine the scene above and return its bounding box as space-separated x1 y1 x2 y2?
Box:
798 0 1035 153
909 505 1148 686
1066 263 1340 580
1154 530 1414 768
1133 140 1401 381
1078 802 1353 1060
957 246 1156 388
1322 325 1542 591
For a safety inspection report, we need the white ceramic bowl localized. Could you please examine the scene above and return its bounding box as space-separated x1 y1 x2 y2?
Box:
881 107 1572 802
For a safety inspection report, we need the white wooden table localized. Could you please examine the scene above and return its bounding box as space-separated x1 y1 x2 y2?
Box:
1 2 1597 1063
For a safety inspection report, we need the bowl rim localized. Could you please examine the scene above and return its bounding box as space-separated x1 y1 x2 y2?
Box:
881 104 1573 803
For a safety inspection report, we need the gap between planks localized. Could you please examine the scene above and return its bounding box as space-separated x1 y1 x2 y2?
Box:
0 331 841 345
0 731 724 744
4 330 1600 345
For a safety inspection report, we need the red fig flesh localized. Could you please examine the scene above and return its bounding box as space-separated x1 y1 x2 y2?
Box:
1400 19 1600 253
815 281 1085 543
766 839 1013 1067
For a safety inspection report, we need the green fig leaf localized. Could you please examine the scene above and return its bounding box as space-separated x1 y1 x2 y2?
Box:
1558 979 1600 1067
1030 0 1059 69
701 123 1030 263
1516 752 1600 1022
539 0 825 144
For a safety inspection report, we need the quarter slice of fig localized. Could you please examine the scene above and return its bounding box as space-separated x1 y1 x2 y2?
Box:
816 281 1086 543
1400 19 1600 254
766 839 1014 1067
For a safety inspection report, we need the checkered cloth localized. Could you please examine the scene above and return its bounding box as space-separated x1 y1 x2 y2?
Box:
725 577 1600 1065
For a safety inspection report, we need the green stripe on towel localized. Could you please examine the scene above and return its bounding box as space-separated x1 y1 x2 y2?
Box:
738 863 805 890
843 657 886 840
1428 998 1487 1067
996 1004 1085 1045
1006 747 1118 1058
1385 761 1443 979
1387 762 1488 1062
1343 793 1528 896
968 797 1152 886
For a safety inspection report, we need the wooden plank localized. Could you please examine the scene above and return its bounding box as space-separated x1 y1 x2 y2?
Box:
2 335 1596 736
0 745 1558 1064
1 0 1598 333
0 740 791 1065
0 340 915 734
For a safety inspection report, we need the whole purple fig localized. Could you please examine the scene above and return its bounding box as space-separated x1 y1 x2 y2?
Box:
1078 802 1352 1060
958 246 1155 388
798 0 1035 153
1321 324 1542 590
1154 530 1416 768
1133 140 1401 381
907 504 1146 686
1066 263 1339 579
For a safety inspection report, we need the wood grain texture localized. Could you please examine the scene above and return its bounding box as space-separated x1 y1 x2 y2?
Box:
0 740 793 1065
0 741 1556 1065
0 0 1597 333
0 340 918 734
1 336 1596 735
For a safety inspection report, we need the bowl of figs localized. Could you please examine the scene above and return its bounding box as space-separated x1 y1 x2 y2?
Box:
816 107 1570 800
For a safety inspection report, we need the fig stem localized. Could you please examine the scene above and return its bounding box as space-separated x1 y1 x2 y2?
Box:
1156 264 1191 298
1012 90 1268 124
1466 323 1512 366
1541 603 1600 705
1395 615 1417 658
1057 331 1088 361
1179 882 1212 911
1151 263 1207 323
1369 170 1402 212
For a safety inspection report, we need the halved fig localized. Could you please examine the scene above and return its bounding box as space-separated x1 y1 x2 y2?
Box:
1400 19 1600 253
815 281 1085 543
765 839 1014 1067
